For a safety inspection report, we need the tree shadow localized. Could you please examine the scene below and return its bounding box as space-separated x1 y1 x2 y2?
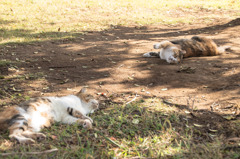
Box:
140 18 240 38
0 18 239 109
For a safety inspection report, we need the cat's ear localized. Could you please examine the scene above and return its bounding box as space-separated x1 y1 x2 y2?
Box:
79 87 87 94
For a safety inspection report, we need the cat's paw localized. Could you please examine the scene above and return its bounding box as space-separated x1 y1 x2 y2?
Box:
153 43 161 49
35 133 46 141
143 52 152 57
83 119 92 129
85 116 93 123
21 138 36 144
143 52 159 58
167 56 178 64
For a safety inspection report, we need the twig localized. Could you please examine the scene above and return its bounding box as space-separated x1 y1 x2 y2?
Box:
186 96 197 117
187 96 195 111
49 66 76 69
0 148 58 156
126 94 138 105
117 64 124 69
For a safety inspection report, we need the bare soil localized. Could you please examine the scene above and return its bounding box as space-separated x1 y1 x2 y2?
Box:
1 18 240 138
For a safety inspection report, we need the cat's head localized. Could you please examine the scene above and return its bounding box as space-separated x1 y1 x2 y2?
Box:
168 49 186 64
76 88 99 113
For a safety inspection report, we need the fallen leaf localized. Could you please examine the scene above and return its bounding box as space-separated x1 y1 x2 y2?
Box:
209 129 218 132
128 76 134 80
110 137 116 141
51 135 57 140
132 119 139 124
185 110 191 114
193 123 204 127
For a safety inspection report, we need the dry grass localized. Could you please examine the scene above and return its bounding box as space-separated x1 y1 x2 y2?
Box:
1 0 240 44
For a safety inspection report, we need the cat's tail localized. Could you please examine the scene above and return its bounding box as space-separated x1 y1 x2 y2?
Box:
217 45 231 54
143 52 160 58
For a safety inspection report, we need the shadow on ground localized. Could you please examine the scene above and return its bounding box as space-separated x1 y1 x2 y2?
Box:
1 18 239 109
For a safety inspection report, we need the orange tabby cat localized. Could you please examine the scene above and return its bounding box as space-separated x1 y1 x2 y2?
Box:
143 36 230 64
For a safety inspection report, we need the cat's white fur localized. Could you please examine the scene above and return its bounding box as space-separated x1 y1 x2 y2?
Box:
6 89 99 144
143 41 180 64
17 95 97 133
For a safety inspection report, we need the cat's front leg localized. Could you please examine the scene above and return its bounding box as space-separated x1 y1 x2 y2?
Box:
67 107 93 123
143 52 160 58
62 115 92 129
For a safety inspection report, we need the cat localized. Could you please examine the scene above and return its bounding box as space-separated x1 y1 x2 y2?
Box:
0 88 99 144
143 36 230 64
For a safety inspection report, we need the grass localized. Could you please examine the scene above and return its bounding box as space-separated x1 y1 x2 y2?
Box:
0 99 240 158
0 60 13 67
1 0 240 45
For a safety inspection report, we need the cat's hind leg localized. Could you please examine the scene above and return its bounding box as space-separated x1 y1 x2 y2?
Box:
9 133 35 144
22 130 46 141
8 121 35 144
154 41 173 49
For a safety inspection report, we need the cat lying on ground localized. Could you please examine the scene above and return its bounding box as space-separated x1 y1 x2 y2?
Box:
0 88 99 144
143 36 230 64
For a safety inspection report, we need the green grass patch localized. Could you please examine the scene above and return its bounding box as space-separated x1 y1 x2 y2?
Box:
0 0 240 45
1 99 239 158
0 60 13 67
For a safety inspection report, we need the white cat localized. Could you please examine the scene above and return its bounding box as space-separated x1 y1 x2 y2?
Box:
0 88 99 144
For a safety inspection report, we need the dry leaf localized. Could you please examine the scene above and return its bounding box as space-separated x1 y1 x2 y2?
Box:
161 88 168 91
209 129 218 132
132 119 139 124
193 123 204 127
51 135 57 140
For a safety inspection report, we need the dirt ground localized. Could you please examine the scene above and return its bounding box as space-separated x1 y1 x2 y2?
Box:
0 18 240 132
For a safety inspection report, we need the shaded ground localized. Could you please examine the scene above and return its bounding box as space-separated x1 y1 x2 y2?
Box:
0 18 240 148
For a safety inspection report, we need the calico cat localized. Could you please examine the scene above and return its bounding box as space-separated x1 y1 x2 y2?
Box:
143 36 230 64
0 88 99 144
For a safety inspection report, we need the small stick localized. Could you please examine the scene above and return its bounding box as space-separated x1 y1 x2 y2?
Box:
125 94 138 105
49 66 76 69
0 148 58 156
